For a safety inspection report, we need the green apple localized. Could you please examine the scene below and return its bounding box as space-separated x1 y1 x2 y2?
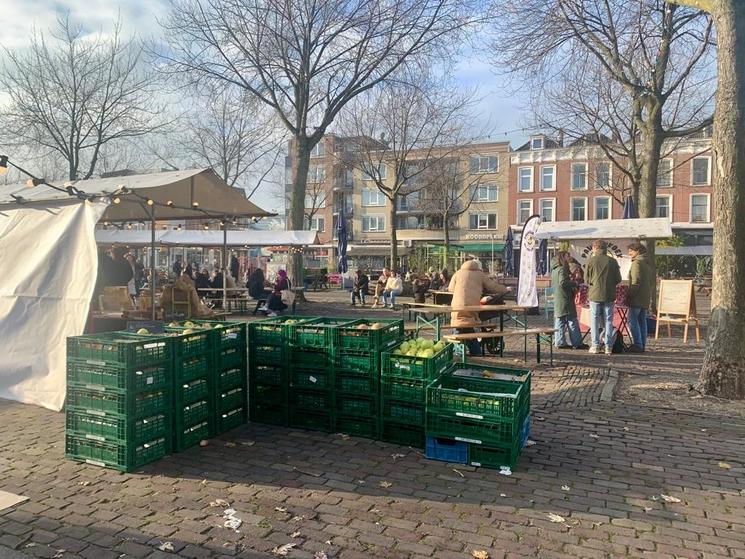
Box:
136 328 149 335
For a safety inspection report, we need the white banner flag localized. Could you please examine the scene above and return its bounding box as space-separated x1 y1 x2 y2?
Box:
518 215 541 307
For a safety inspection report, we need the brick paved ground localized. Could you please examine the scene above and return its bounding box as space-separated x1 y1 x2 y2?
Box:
2 292 745 558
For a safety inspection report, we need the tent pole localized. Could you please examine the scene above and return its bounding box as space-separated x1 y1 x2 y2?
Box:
150 206 156 321
222 216 227 311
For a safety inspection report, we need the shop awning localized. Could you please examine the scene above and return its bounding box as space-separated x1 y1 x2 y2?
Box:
459 242 506 252
536 218 673 240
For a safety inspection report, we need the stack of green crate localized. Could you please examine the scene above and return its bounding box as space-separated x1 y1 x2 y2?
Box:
65 332 172 472
333 319 405 439
164 326 215 451
380 340 455 448
287 317 354 432
248 317 306 426
426 363 531 470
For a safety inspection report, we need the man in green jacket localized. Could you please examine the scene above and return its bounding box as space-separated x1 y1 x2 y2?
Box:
586 240 622 354
551 251 589 350
626 242 653 353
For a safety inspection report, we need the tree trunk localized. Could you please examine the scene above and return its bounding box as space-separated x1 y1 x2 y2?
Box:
700 0 745 399
289 137 311 286
389 196 399 271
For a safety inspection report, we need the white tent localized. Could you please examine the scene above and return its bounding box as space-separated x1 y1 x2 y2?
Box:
0 169 270 411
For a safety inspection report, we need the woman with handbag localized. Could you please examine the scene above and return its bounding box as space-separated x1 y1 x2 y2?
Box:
265 270 292 316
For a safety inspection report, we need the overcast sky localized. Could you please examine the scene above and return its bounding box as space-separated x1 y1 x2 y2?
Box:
0 0 529 211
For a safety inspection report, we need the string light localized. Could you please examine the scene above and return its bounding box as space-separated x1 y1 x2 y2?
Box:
112 196 121 204
0 155 8 175
192 202 199 208
126 223 132 230
26 178 43 188
166 200 174 207
146 198 154 206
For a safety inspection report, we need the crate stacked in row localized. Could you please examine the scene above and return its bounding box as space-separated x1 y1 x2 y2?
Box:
379 339 455 449
425 364 532 470
65 332 173 472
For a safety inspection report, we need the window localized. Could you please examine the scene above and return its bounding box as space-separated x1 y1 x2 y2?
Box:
310 143 325 157
571 197 587 221
518 167 533 192
657 159 673 187
472 183 498 202
397 192 419 211
594 197 611 220
516 200 533 226
469 213 497 230
539 198 555 222
571 163 587 190
470 155 499 174
362 163 387 181
656 196 672 220
308 165 326 183
309 216 325 232
362 215 385 232
531 137 544 150
691 157 711 186
540 166 555 191
690 194 710 223
304 192 326 209
344 169 354 187
595 162 611 190
362 189 386 207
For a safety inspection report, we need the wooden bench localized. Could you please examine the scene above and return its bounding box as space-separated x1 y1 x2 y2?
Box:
444 328 558 365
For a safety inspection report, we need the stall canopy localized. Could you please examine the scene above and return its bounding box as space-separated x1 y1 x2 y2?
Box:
535 218 673 240
0 168 272 221
95 229 319 247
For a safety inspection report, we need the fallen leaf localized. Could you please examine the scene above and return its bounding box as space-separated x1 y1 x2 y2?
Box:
643 506 653 512
210 499 230 508
158 542 175 552
548 513 566 523
379 481 393 488
561 485 570 491
535 416 545 422
324 540 332 545
53 550 65 559
240 440 255 446
314 552 329 559
272 543 297 556
78 481 90 486
472 551 489 559
499 493 506 498
499 466 512 476
337 433 350 440
223 508 242 532
622 427 629 431
650 496 659 501
719 462 732 470
224 442 236 448
356 479 366 485
292 515 305 522
525 439 536 447
199 440 209 447
661 494 681 503
391 453 405 461
291 531 301 538
274 507 287 513
452 468 465 478
589 434 600 439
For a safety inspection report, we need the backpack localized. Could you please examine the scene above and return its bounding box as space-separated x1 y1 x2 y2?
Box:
611 329 625 354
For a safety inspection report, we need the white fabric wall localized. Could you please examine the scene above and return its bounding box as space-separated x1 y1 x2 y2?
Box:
0 200 108 411
568 239 635 278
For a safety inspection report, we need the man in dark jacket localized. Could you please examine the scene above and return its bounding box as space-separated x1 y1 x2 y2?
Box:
626 242 654 352
351 269 369 306
551 251 588 350
586 240 622 354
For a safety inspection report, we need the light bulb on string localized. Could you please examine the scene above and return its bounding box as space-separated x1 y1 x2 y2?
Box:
0 155 8 175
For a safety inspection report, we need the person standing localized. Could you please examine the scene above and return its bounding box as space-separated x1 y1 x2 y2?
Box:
586 240 622 354
626 242 653 353
172 256 183 277
382 270 403 309
551 251 588 350
351 269 369 306
230 254 240 282
371 267 390 309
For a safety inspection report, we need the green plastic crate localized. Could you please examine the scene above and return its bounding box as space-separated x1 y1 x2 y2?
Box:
67 385 169 419
249 383 288 407
445 362 532 392
425 412 527 447
381 400 424 425
193 320 247 350
248 316 311 346
333 319 405 352
290 317 355 349
289 409 332 432
334 351 378 375
68 332 170 368
335 394 377 417
249 403 288 426
468 442 522 470
175 419 212 452
380 421 425 448
380 378 426 404
290 368 332 390
176 399 211 426
176 354 210 382
217 386 247 412
334 416 379 439
290 389 331 411
335 371 377 396
249 364 286 387
249 344 286 367
382 343 454 381
216 405 247 434
218 346 245 369
65 433 168 472
290 348 330 369
218 366 247 390
175 376 210 405
426 369 530 422
66 359 170 393
66 408 169 445
162 329 211 360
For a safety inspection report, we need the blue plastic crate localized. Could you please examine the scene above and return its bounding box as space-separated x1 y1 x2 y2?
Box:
425 437 469 464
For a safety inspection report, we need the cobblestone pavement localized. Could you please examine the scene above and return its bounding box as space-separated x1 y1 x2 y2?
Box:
2 361 745 559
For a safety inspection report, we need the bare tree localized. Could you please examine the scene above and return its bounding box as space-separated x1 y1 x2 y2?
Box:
159 0 481 282
0 15 167 180
337 75 476 265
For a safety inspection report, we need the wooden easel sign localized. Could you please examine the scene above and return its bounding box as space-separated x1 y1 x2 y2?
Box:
656 280 700 343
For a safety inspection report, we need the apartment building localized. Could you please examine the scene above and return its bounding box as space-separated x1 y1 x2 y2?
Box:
508 133 714 245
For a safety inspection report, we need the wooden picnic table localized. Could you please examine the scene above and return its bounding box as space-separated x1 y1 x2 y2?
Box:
404 303 530 341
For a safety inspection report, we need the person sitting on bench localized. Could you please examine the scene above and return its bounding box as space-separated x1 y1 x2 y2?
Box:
247 267 272 300
265 269 291 317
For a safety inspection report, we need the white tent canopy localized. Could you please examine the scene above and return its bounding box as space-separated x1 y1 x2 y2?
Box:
95 229 319 247
535 217 673 240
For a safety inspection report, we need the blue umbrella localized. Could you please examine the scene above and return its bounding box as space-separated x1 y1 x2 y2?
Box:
623 195 638 219
336 209 348 274
503 227 514 276
537 238 548 276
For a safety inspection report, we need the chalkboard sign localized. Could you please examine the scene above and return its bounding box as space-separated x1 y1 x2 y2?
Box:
657 280 696 318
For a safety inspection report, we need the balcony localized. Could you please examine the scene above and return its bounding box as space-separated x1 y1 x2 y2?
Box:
397 229 448 242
